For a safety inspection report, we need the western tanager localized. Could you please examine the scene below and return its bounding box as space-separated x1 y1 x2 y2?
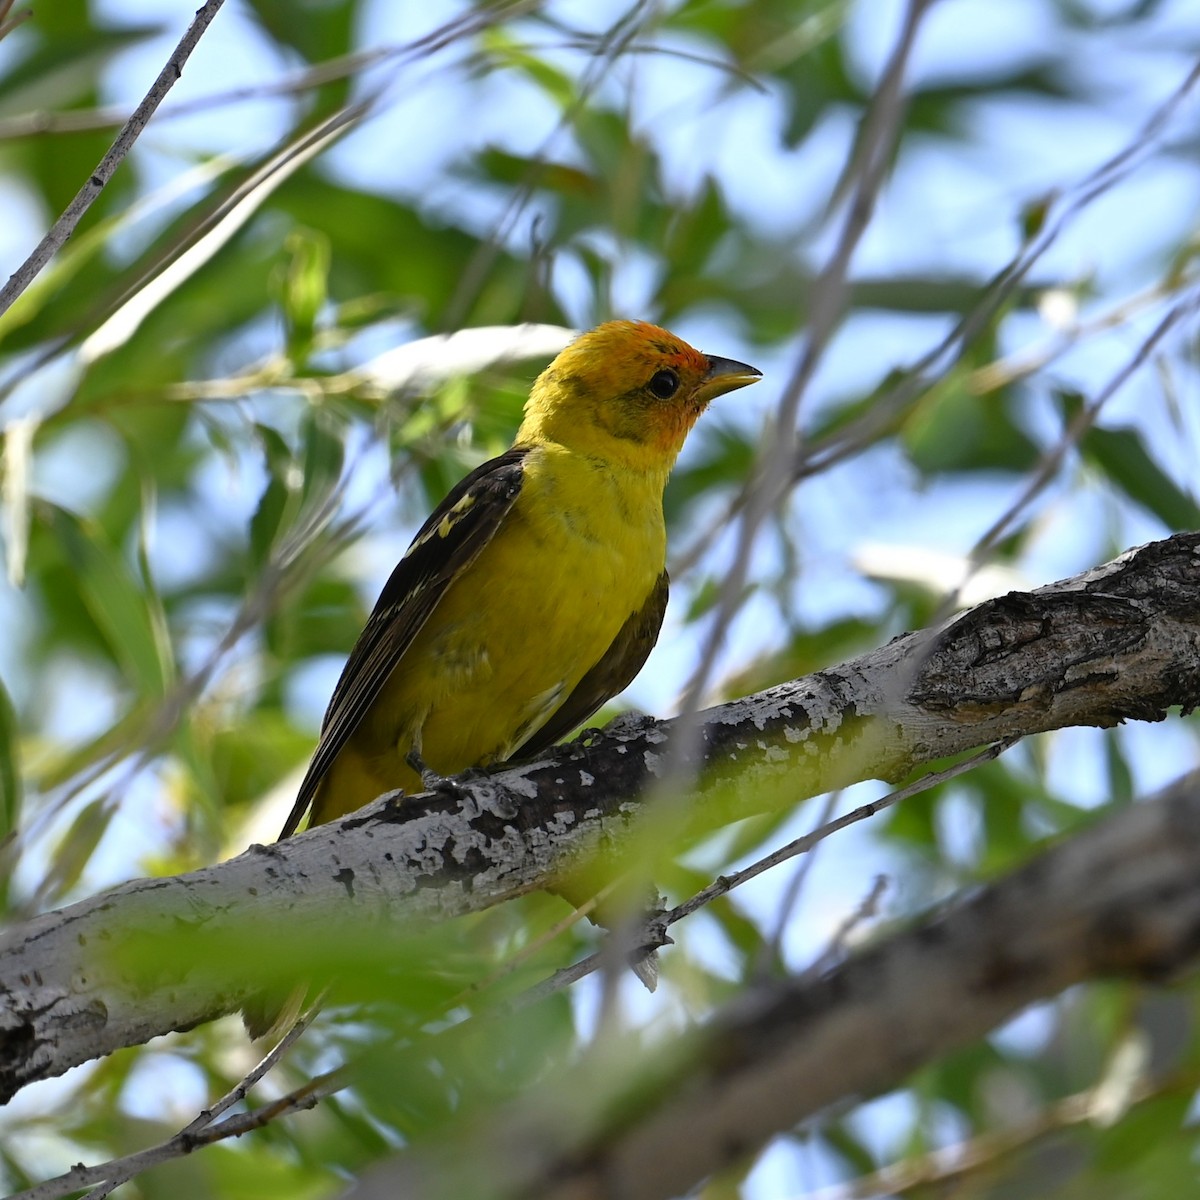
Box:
244 321 758 1037
280 319 761 838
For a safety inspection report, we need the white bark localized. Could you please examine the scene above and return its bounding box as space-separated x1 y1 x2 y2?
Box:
3 532 1200 1102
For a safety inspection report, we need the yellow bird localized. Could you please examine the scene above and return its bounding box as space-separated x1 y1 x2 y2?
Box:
279 320 761 840
245 321 759 1036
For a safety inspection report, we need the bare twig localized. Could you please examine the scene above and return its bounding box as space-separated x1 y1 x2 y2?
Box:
183 994 327 1135
0 0 227 319
803 872 888 981
10 995 332 1200
674 0 931 721
439 0 658 330
13 1066 347 1200
753 789 840 979
515 738 1015 1008
0 0 30 43
671 57 1200 583
802 1063 1200 1200
971 286 1200 560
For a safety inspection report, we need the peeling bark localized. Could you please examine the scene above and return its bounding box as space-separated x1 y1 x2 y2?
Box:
3 532 1200 1101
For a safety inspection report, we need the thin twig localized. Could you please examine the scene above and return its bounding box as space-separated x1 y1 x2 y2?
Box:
0 0 227 319
13 1065 347 1200
671 57 1200 583
515 738 1015 1007
0 32 762 141
803 873 888 980
0 0 30 43
975 287 1200 559
753 789 840 980
674 0 931 723
605 0 931 988
800 1063 1200 1200
446 881 620 1005
10 742 1012 1196
440 0 658 331
183 993 327 1135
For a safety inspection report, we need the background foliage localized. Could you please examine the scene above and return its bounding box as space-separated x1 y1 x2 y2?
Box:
2 0 1200 1196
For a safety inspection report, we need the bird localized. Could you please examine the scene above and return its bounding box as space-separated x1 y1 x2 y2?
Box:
244 320 759 1037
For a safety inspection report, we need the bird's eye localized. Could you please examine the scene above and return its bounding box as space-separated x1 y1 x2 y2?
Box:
648 369 680 399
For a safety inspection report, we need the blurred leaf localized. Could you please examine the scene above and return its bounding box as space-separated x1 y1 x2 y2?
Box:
666 420 756 523
274 228 330 360
0 25 159 110
243 0 354 68
475 146 598 197
248 424 294 569
1093 1090 1193 1175
205 712 312 812
905 374 1040 475
265 574 362 662
40 502 174 695
153 1135 338 1200
42 796 115 899
1081 423 1200 531
276 175 540 327
1104 729 1135 807
299 407 345 513
480 27 577 109
0 674 21 843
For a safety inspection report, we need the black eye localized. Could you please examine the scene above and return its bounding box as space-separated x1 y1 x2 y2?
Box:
648 369 679 399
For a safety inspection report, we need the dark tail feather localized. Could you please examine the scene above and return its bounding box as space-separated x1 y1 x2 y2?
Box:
552 875 663 993
241 984 307 1042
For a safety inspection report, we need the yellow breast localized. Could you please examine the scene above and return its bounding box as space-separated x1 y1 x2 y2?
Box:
311 444 666 821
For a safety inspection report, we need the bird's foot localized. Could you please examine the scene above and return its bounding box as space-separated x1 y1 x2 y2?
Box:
405 749 449 793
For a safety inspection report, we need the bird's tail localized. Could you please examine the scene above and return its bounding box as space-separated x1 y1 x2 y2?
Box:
241 983 308 1043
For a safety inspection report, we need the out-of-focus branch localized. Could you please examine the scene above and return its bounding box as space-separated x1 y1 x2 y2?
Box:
352 766 1200 1200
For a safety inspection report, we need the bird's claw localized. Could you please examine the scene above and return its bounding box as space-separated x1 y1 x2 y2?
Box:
405 749 450 793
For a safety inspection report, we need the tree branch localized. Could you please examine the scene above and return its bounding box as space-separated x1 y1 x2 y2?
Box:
350 766 1200 1200
3 532 1200 1100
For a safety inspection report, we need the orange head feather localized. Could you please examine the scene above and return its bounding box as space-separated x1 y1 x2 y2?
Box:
518 320 760 470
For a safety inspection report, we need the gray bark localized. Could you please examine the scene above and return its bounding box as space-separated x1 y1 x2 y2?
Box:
3 532 1199 1102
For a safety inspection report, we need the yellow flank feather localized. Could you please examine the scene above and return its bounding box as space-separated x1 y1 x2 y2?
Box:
294 320 762 829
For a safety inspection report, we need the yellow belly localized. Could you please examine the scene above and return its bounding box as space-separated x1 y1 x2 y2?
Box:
310 448 665 824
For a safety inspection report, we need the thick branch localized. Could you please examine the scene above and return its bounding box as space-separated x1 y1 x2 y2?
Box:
3 532 1200 1099
352 767 1200 1200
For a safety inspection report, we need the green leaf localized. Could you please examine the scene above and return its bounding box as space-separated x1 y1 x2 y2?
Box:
1082 423 1200 531
274 228 330 360
243 0 354 66
248 425 296 569
905 374 1040 475
0 674 22 843
41 503 173 695
41 797 116 900
204 712 314 812
1105 729 1135 806
299 408 345 514
480 27 577 109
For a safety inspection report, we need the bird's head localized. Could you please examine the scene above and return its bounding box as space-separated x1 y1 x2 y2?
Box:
518 320 761 473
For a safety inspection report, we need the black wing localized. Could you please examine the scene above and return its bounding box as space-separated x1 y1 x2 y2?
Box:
515 569 669 761
280 446 530 837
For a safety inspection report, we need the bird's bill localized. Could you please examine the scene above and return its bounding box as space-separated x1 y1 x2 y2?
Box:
697 354 763 401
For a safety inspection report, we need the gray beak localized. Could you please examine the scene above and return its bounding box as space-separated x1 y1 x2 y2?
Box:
697 354 762 401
